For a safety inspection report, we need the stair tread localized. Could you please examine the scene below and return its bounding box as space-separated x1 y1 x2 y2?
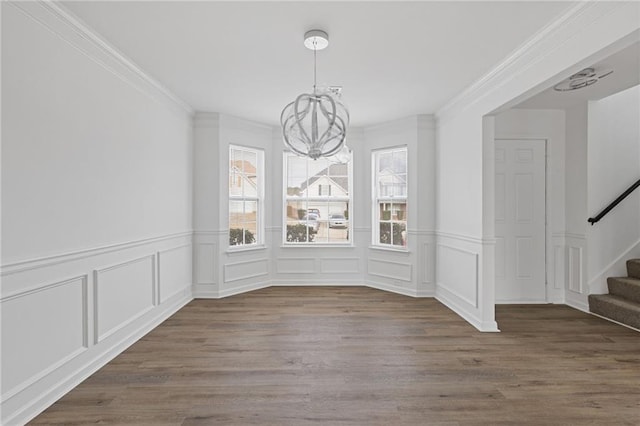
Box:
607 277 640 303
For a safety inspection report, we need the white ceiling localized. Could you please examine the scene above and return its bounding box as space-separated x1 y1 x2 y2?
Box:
62 1 574 126
515 41 640 110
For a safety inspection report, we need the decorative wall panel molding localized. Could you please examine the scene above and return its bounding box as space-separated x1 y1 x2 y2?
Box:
194 242 217 284
223 258 269 283
1 230 193 425
1 276 88 402
367 258 412 282
158 244 192 304
276 258 316 274
93 255 156 343
319 258 360 274
568 246 583 293
1 231 192 277
436 244 479 308
553 245 565 290
420 243 431 284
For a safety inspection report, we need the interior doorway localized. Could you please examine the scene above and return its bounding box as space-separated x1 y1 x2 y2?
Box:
495 139 547 303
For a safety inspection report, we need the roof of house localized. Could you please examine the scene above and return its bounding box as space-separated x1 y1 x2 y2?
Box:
230 160 257 175
299 163 348 194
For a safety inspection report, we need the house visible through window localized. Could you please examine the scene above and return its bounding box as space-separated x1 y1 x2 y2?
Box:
373 147 408 248
229 145 263 247
284 152 352 244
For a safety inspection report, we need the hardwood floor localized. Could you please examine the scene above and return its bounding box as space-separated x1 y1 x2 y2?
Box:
30 287 640 425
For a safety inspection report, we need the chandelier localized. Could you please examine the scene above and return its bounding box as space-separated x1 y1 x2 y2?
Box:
281 30 349 160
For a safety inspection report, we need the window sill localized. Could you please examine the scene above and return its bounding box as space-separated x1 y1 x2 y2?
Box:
226 244 268 254
368 245 410 254
280 243 355 248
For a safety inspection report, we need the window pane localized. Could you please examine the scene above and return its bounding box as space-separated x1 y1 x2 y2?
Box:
229 145 263 247
373 147 407 248
229 200 244 230
393 202 407 222
327 202 349 243
287 155 306 195
284 152 351 244
392 150 407 174
378 151 393 175
243 151 258 198
394 174 407 197
229 149 243 197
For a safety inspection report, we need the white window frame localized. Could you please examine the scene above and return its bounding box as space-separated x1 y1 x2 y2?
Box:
228 144 264 250
283 152 353 246
372 146 408 250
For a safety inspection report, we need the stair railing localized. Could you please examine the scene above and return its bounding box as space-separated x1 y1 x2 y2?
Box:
588 178 640 225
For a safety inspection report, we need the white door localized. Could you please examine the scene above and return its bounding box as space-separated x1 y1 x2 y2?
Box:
495 139 546 303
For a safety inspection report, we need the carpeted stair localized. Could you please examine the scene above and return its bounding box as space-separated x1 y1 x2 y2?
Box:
589 259 640 330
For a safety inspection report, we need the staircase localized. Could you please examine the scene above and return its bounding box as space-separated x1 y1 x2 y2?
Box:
589 259 640 330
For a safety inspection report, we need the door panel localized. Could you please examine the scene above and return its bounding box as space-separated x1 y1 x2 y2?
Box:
495 139 546 302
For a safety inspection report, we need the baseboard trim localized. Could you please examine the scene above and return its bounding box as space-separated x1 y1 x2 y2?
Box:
565 297 589 313
218 281 271 298
365 280 418 297
436 286 500 332
4 291 193 426
589 312 640 333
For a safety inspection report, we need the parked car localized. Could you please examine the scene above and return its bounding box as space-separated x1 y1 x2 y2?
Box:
308 208 320 217
298 213 320 232
329 214 347 228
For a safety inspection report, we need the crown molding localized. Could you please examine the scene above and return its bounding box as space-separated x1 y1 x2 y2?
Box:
9 1 194 117
436 1 628 123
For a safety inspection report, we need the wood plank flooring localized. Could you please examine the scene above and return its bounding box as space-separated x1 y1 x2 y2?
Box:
30 287 640 425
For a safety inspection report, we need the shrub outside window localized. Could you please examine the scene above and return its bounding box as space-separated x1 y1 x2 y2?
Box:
373 147 407 248
229 145 263 248
284 152 352 244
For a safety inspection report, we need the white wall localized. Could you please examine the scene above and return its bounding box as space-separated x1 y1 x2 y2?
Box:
1 3 194 424
564 103 590 309
587 85 640 293
270 126 368 287
192 114 436 295
193 113 273 298
435 2 639 331
495 108 566 303
363 116 436 296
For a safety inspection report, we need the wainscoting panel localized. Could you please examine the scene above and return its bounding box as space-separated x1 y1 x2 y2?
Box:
319 257 360 274
568 246 583 294
554 245 565 290
276 258 316 274
93 255 156 343
1 276 88 401
367 258 412 282
158 244 192 303
224 258 269 283
420 243 431 285
1 232 193 426
195 242 217 285
436 244 479 308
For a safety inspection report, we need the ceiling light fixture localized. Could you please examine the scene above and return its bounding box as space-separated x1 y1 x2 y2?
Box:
281 30 349 160
553 67 614 92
